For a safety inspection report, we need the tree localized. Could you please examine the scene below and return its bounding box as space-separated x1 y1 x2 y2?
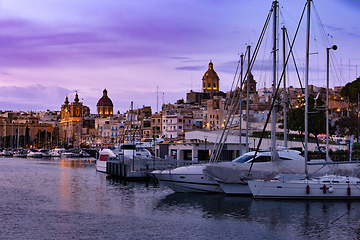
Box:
281 96 328 136
340 77 360 107
335 111 359 137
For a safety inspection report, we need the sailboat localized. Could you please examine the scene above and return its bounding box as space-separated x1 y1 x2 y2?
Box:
247 0 360 199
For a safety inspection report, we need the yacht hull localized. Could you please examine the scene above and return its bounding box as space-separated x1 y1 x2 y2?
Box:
218 182 251 195
96 160 107 173
152 165 223 193
248 176 360 199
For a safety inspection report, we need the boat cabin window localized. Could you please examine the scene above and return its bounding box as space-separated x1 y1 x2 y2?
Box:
232 155 254 163
252 156 271 162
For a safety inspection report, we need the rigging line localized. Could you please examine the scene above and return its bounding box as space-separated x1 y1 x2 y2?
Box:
212 7 274 162
285 26 324 157
210 55 242 162
330 202 360 224
240 8 273 89
248 2 307 174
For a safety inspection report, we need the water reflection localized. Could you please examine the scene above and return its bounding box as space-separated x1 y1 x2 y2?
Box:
154 190 360 239
1 157 359 239
156 193 253 219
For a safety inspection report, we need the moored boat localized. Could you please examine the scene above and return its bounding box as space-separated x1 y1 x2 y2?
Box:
96 148 116 173
248 174 360 199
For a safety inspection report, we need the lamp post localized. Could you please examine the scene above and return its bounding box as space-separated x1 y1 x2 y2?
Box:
326 45 337 161
204 136 207 161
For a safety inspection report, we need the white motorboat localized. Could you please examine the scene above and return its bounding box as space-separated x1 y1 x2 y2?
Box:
151 148 308 194
49 148 65 157
27 149 44 158
96 148 116 173
203 148 311 195
1 149 13 157
152 164 224 193
248 174 360 199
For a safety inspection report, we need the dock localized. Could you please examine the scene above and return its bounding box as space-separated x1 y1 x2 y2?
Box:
105 155 185 181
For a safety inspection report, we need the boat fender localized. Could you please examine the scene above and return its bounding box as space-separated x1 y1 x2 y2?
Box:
347 186 351 196
328 187 334 193
306 185 310 194
323 184 326 194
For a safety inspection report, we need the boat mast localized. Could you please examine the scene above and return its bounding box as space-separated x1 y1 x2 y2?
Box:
282 26 287 148
239 53 244 155
305 0 311 176
246 45 250 153
271 0 278 158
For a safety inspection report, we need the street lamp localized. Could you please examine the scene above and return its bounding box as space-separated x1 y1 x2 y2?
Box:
326 45 337 161
204 136 207 160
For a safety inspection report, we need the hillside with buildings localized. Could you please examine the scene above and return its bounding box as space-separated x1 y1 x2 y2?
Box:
0 61 353 154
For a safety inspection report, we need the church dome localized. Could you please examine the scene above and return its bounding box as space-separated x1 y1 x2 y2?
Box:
97 89 113 107
202 61 219 81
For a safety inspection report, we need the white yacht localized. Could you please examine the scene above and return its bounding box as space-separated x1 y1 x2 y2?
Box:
151 148 308 194
27 149 44 158
48 148 65 157
96 148 116 173
152 164 223 193
248 174 360 199
203 148 311 195
96 143 152 173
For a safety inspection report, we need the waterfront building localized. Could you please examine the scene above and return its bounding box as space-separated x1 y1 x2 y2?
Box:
0 111 54 148
150 112 162 139
60 93 84 148
203 96 227 130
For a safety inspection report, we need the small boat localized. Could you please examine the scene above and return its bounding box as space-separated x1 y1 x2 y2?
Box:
96 148 116 173
27 149 44 158
13 149 28 158
61 151 74 158
49 148 65 157
1 149 13 157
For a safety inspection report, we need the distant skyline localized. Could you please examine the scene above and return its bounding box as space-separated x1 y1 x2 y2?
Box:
0 0 359 113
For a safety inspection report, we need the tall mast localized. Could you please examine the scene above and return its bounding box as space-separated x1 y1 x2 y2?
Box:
271 0 278 157
239 54 244 155
305 0 311 176
246 45 251 153
282 26 287 148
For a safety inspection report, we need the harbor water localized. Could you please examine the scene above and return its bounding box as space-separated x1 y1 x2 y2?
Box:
0 157 359 240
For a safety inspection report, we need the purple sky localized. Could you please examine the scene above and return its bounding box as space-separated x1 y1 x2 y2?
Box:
0 0 359 113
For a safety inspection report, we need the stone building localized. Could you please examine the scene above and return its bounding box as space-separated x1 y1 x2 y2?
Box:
60 93 83 147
